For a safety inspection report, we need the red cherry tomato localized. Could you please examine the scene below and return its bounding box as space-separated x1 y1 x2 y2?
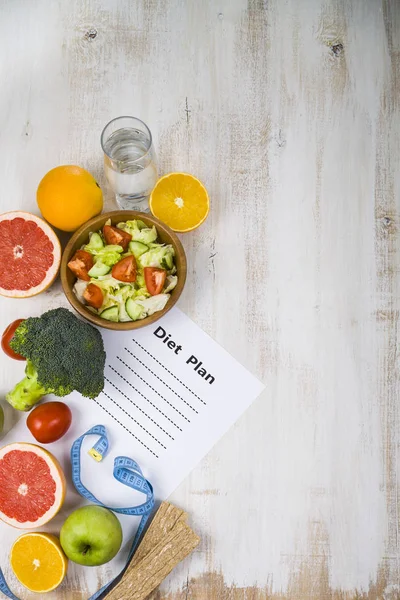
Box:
83 283 104 309
27 401 72 444
103 225 132 251
1 319 25 360
144 267 167 295
112 255 137 282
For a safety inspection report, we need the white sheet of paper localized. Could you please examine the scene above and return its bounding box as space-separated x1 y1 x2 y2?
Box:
0 307 264 586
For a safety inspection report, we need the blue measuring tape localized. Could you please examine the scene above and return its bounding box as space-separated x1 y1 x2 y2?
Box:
0 424 155 600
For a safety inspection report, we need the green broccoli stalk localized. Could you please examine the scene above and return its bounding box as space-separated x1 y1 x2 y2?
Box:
7 308 106 411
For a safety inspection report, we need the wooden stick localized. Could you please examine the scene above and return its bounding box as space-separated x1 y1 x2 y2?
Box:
105 502 200 600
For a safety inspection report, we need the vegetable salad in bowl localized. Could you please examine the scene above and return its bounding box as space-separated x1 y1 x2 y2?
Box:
67 219 178 323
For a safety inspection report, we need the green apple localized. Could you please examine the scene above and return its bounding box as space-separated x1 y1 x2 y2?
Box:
60 505 123 566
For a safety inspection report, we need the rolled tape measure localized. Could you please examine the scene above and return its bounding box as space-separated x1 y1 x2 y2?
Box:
0 424 154 600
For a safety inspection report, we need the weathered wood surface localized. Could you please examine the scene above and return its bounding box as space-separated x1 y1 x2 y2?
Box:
0 0 399 598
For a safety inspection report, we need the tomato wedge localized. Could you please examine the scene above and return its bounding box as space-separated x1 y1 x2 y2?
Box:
103 225 132 251
68 250 94 281
112 256 137 282
1 319 25 360
144 267 167 295
75 250 94 271
83 283 104 309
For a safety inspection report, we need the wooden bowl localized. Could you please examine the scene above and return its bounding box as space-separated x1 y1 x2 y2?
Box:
61 211 187 330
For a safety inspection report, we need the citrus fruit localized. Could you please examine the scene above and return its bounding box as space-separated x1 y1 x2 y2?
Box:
10 532 68 593
0 212 61 298
149 172 209 232
37 165 103 232
0 442 66 528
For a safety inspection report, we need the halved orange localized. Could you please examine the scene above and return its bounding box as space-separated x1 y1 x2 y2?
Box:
10 532 68 593
149 172 210 232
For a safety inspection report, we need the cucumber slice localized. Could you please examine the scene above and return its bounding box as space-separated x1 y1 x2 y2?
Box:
100 306 119 322
88 232 104 250
129 241 149 259
161 253 174 270
88 261 111 277
119 301 132 322
125 298 144 321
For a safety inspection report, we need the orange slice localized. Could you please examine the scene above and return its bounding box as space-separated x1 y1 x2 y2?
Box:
149 172 210 232
10 532 68 593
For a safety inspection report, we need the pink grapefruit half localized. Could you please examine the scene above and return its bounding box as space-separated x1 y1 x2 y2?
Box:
0 211 61 297
0 443 66 529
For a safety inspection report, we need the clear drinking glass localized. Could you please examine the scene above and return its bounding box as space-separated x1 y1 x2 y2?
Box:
101 116 158 210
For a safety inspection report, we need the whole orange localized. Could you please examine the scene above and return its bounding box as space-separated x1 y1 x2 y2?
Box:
37 165 103 232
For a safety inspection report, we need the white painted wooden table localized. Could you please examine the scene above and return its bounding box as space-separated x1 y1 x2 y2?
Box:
0 1 399 598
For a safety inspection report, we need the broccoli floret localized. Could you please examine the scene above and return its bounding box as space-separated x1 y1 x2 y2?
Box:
7 308 106 411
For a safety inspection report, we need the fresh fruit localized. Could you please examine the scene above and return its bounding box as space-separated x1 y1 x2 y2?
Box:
60 505 123 566
27 402 72 444
2 319 26 360
0 212 61 298
68 250 93 281
37 165 103 232
144 267 167 296
103 225 132 250
149 172 210 232
83 283 103 309
112 255 137 282
0 443 66 528
10 532 68 593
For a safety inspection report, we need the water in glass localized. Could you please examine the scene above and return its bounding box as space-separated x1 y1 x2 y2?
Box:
103 126 158 210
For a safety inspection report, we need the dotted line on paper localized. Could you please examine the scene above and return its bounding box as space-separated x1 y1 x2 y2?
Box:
118 354 197 416
114 365 190 426
130 339 207 406
94 398 159 459
102 391 167 450
106 372 181 434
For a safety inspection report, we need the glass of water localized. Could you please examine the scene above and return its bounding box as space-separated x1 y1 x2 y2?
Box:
101 116 158 210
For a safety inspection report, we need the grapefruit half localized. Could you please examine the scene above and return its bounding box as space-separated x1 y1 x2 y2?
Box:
0 443 66 529
0 211 61 297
